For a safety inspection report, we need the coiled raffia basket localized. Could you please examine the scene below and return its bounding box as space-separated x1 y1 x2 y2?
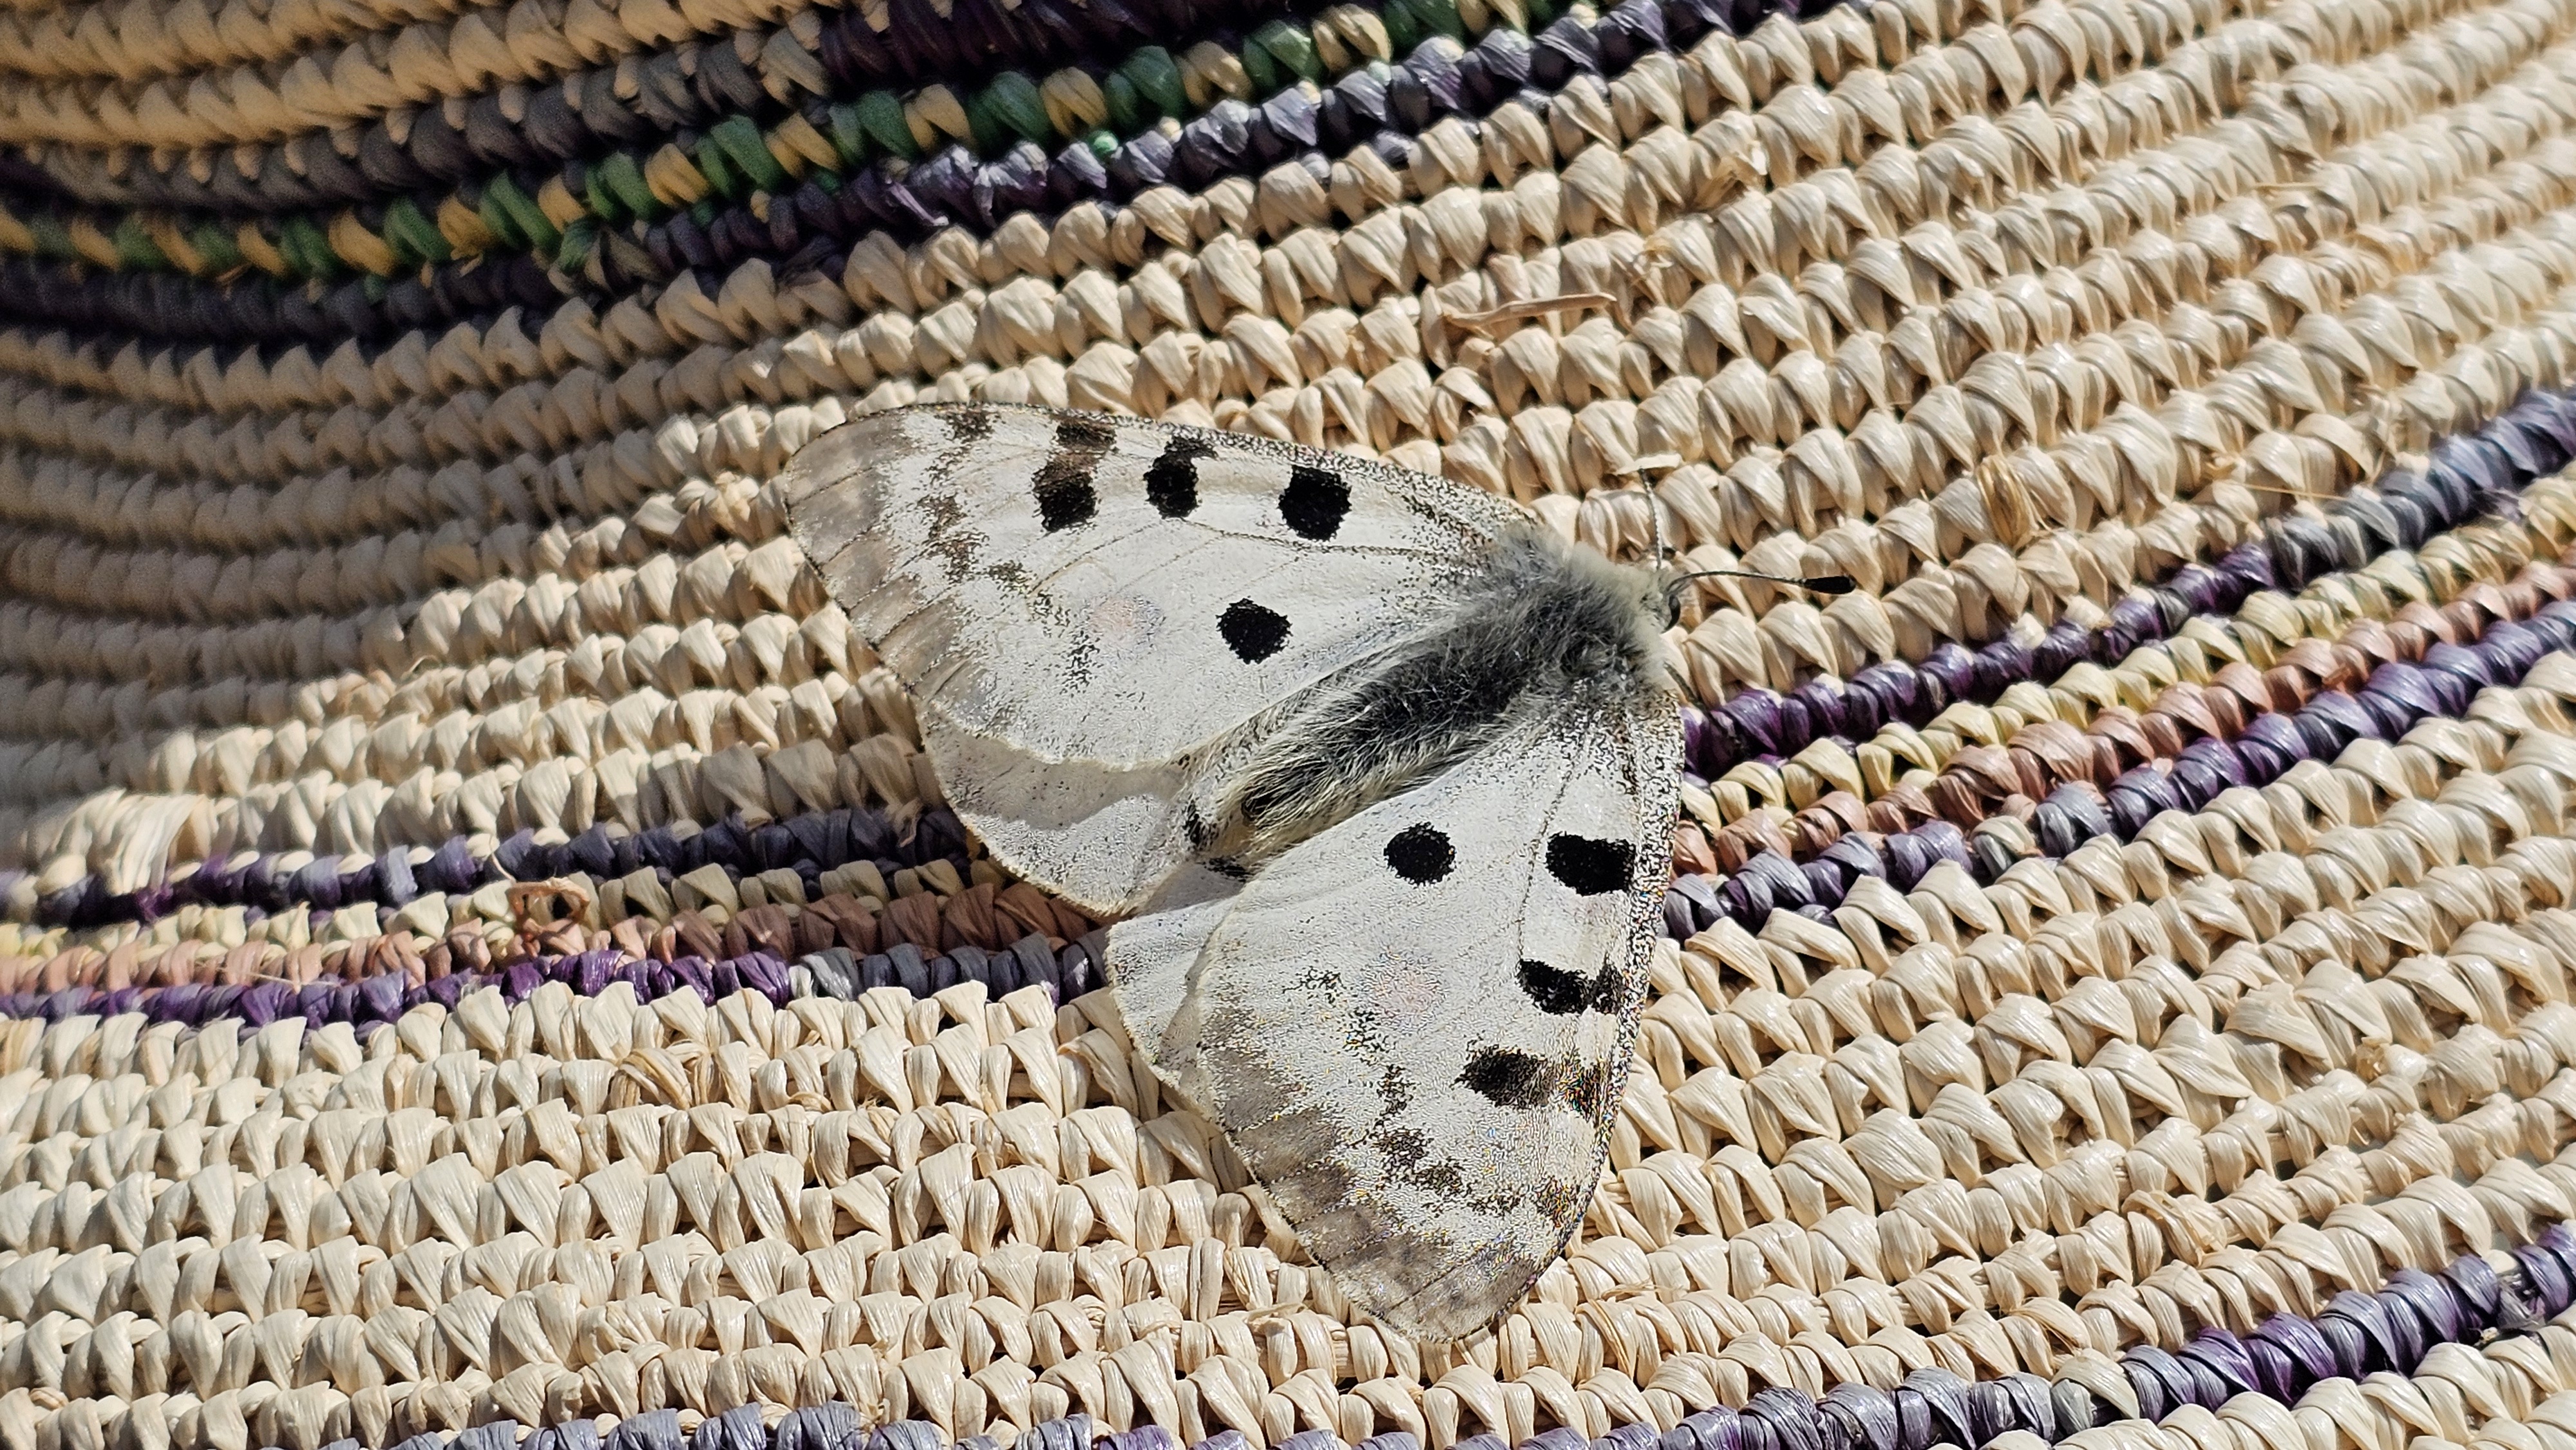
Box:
15 3 2576 1450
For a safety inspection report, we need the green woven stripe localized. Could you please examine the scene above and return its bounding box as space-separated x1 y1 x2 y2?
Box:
0 0 1523 283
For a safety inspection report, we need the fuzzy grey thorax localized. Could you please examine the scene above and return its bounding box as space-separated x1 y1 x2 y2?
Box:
1214 526 1674 865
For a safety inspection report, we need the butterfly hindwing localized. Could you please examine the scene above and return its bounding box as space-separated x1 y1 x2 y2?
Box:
1108 702 1681 1340
784 403 1525 772
916 703 1202 914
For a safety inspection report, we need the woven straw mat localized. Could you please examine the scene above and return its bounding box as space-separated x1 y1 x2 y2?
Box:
24 7 2576 1450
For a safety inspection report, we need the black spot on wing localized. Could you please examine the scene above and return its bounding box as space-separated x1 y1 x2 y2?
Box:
1219 599 1290 663
944 407 993 441
1546 834 1635 894
1034 455 1098 531
1518 959 1609 1015
1147 437 1213 518
1383 824 1454 883
1381 1125 1469 1196
1282 464 1351 539
1587 963 1626 1013
1034 415 1117 531
1380 1125 1431 1167
1459 1046 1556 1109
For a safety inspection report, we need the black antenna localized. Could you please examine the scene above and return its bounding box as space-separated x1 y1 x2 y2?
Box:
1662 569 1857 625
1668 568 1857 598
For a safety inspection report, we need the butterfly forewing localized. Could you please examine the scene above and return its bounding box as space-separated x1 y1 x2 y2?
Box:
783 404 1522 771
1110 704 1680 1340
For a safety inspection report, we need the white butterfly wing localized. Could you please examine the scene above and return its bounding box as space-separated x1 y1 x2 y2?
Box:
784 404 1526 771
1108 703 1681 1341
916 704 1202 913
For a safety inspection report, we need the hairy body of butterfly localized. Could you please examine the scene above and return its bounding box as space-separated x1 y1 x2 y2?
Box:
1216 530 1670 868
784 402 1680 1341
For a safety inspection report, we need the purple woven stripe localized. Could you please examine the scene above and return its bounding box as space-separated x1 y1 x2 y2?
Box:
7 805 976 934
26 558 2555 1031
0 927 1112 1030
22 570 2574 1021
1664 596 2576 942
1662 381 2576 941
31 384 2576 944
1676 390 2573 782
250 1229 2576 1450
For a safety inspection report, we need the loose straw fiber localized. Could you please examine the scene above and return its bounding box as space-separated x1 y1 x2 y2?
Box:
28 3 2576 1450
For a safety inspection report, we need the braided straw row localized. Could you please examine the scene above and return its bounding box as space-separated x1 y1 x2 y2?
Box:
8 637 2576 1446
1671 445 2576 869
7 377 2576 1015
14 4 2576 1450
5 0 2575 888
